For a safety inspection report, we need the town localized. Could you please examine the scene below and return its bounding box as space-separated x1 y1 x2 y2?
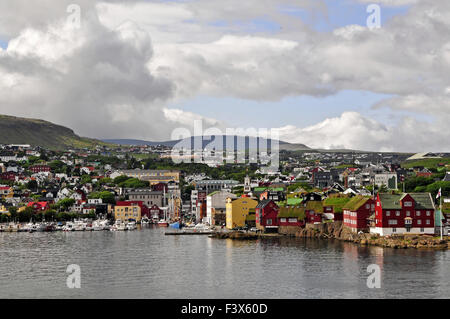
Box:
0 143 449 247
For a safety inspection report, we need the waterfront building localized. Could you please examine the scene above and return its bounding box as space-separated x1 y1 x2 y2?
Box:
370 193 435 236
114 201 143 222
205 190 236 226
255 199 279 232
323 195 351 221
277 206 306 231
342 195 375 233
127 190 163 207
305 200 323 224
225 196 258 229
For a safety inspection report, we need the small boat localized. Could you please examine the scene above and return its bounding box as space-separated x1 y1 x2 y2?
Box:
92 220 104 231
111 220 126 231
169 221 181 229
63 222 75 231
73 220 86 231
126 221 137 230
141 217 150 225
34 223 46 232
23 222 35 232
158 220 169 227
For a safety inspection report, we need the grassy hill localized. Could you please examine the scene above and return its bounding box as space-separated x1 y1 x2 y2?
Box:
0 115 111 150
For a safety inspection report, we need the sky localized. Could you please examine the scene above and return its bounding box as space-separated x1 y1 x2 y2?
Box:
0 0 449 152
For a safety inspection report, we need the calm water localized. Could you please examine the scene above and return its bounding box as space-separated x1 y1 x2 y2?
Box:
0 226 449 299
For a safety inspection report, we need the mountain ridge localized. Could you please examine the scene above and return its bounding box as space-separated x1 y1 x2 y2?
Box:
0 114 110 150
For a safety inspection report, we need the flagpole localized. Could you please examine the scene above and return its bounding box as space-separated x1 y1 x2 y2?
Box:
441 191 443 241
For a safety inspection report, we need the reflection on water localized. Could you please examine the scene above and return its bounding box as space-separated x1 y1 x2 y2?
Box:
0 227 449 299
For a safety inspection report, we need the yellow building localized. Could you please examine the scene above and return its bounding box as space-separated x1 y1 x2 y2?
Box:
226 196 258 229
114 204 142 222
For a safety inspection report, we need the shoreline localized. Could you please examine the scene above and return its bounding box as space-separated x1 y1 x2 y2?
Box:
210 222 450 250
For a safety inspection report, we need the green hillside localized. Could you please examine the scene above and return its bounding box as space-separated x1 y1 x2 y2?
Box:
0 115 111 150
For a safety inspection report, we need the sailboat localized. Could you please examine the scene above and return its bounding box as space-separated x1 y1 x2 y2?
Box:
158 188 169 227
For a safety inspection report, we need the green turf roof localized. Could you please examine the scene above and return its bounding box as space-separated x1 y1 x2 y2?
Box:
342 195 371 211
278 207 306 219
287 198 303 205
305 201 323 213
323 197 351 213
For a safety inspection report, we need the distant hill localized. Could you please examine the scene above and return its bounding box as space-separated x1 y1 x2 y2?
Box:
0 115 110 150
103 136 311 151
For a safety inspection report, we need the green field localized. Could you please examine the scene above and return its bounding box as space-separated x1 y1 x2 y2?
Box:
401 158 450 169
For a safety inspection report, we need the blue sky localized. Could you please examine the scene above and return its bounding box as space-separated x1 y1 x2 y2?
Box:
0 39 8 49
280 0 410 32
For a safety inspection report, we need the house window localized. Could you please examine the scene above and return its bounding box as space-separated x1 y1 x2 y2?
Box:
366 204 370 209
404 202 412 207
426 220 430 225
280 218 286 223
417 220 422 225
406 211 411 217
288 218 297 223
426 211 431 216
386 211 391 217
396 211 400 216
420 228 424 232
392 228 397 233
388 220 398 225
416 211 421 217
266 219 272 225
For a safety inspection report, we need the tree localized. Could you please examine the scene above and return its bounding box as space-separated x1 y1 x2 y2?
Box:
58 198 76 211
88 191 115 204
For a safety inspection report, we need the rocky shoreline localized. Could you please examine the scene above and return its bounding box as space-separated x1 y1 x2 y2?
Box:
211 222 450 249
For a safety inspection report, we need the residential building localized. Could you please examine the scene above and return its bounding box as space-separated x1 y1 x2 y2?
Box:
278 206 306 229
370 193 435 236
343 196 375 233
29 165 51 173
374 173 398 190
255 199 279 232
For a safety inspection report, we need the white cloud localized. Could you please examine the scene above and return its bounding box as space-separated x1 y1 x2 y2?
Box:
277 112 450 152
0 0 449 151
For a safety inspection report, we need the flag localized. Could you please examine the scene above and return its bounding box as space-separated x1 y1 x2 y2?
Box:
436 188 442 199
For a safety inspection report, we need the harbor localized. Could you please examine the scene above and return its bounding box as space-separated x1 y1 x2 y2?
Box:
1 226 450 299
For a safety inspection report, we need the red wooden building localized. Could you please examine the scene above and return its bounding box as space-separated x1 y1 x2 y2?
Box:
27 201 51 213
305 200 323 224
371 193 435 236
342 196 375 233
255 199 279 232
277 206 306 228
29 165 51 173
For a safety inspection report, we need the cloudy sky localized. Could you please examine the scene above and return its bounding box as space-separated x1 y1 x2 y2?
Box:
0 0 449 152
